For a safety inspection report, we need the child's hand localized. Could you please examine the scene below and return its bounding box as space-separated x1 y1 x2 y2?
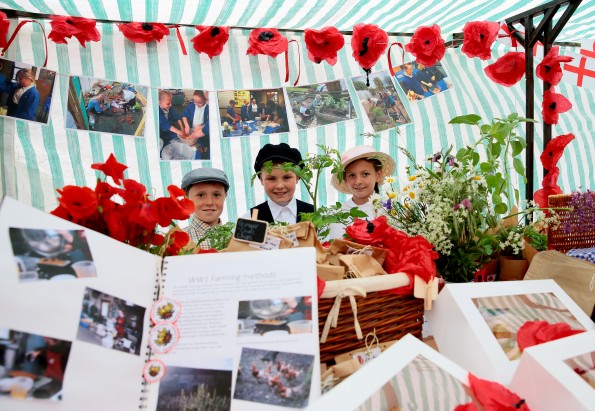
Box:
184 126 190 135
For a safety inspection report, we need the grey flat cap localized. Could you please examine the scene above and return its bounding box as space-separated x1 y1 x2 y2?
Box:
181 168 230 192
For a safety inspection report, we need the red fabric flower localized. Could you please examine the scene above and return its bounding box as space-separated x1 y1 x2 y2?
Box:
246 28 288 58
540 133 575 170
534 167 562 208
129 201 159 230
117 22 170 43
345 215 391 247
484 51 526 86
198 248 219 254
56 186 98 220
351 23 388 70
192 26 229 58
317 276 326 300
166 230 190 255
48 15 100 47
517 320 585 351
50 204 72 221
151 233 165 246
461 21 500 60
536 46 573 86
542 89 572 125
304 26 344 65
455 373 530 411
0 11 10 49
405 24 446 67
91 153 128 185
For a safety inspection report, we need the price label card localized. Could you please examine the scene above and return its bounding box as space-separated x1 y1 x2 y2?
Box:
250 234 282 250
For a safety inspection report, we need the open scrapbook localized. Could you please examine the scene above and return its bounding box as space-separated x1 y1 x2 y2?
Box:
0 196 320 410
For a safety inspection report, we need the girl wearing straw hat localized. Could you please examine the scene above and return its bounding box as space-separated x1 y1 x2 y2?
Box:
327 146 396 240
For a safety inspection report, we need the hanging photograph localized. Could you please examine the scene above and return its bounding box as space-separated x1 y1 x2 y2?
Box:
392 61 454 102
286 80 357 129
217 88 289 138
0 58 56 124
564 351 595 389
157 89 211 161
350 70 411 132
66 76 148 137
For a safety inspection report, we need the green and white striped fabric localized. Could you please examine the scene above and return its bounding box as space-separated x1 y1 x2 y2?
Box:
0 15 593 223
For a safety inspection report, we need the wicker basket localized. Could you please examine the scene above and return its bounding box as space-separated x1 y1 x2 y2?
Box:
318 292 424 365
548 193 595 254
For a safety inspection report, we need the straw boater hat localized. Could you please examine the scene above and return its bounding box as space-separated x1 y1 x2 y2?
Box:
331 146 396 194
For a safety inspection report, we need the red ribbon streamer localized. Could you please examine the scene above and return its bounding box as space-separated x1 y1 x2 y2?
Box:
167 25 187 55
1 19 48 67
285 39 301 86
387 42 404 76
499 24 518 49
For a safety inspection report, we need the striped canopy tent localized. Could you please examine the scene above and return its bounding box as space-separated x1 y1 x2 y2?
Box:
0 0 593 222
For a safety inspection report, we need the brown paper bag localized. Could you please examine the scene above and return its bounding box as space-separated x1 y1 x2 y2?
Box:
329 239 388 266
339 254 387 278
317 264 345 281
270 222 330 264
223 231 293 252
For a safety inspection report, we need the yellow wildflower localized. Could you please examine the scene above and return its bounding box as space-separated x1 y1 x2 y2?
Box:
386 177 395 183
474 175 481 180
408 191 416 199
403 186 409 191
388 192 397 199
408 175 417 181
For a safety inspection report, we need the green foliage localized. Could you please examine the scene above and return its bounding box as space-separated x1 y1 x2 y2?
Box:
300 203 367 239
196 222 235 250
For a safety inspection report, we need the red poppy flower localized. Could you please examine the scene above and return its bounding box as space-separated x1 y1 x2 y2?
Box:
317 275 326 300
517 320 585 351
166 230 190 255
536 46 573 86
351 23 388 71
304 26 345 65
151 232 165 246
129 201 159 230
198 248 219 254
345 215 390 247
542 89 572 125
50 204 72 221
0 11 10 49
405 24 446 67
167 184 195 217
461 21 500 60
117 22 170 43
48 15 100 47
540 132 575 170
192 26 229 58
56 186 98 220
534 166 563 208
91 153 128 185
104 208 127 243
246 28 288 58
454 373 530 411
484 51 526 86
120 179 147 205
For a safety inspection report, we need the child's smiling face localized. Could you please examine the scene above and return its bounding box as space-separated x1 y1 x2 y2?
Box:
186 182 227 226
259 166 299 206
159 94 172 111
344 159 382 205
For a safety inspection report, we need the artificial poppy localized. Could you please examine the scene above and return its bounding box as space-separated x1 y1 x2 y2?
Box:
345 215 390 247
304 26 345 65
166 184 195 217
517 320 584 351
151 232 166 246
166 230 190 255
484 51 526 86
0 11 10 49
542 89 572 125
540 132 575 170
461 21 500 60
129 201 159 230
533 166 562 208
351 23 388 79
56 186 99 220
118 22 170 43
197 248 219 254
192 26 229 58
317 275 326 300
246 28 288 58
120 179 147 205
50 204 72 221
91 153 128 185
454 373 530 411
48 15 100 47
536 46 573 86
405 24 446 67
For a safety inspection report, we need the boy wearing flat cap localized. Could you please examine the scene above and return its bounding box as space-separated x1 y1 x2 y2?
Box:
181 167 230 249
247 143 314 224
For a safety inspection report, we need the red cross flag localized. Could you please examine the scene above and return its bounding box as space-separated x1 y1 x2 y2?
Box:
496 22 544 58
562 40 595 89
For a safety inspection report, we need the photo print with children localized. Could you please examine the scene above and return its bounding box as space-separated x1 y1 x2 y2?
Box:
392 60 453 102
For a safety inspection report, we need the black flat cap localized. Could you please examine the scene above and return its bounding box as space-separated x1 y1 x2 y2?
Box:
253 143 303 173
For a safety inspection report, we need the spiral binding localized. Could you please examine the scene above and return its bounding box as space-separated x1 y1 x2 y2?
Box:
138 257 168 409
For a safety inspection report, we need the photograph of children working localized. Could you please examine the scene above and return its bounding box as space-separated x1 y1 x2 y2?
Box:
0 58 57 124
158 89 211 161
66 76 148 137
393 61 454 101
217 88 289 138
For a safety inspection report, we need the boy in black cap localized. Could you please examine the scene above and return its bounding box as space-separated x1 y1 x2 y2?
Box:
181 167 230 249
247 143 314 224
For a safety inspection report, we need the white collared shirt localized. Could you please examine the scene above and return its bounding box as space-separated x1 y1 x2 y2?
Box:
241 197 298 224
13 84 35 104
325 198 377 240
192 104 206 127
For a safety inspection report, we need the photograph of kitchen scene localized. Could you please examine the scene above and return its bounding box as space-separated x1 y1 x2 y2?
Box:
286 80 358 130
66 76 148 137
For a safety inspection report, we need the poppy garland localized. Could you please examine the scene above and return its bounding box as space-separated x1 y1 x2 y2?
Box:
351 23 388 86
192 26 230 58
461 21 500 60
118 22 171 43
48 15 100 47
0 11 10 49
542 89 573 125
246 27 288 58
304 26 344 65
484 51 526 87
536 46 574 86
405 24 446 67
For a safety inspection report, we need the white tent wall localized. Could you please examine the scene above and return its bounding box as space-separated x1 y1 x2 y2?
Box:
0 20 593 222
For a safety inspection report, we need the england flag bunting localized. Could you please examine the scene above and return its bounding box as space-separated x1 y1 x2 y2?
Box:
561 39 595 89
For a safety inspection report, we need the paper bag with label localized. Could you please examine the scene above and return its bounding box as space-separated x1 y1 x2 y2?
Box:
317 263 346 281
338 254 386 278
224 231 293 252
270 221 330 263
328 239 388 266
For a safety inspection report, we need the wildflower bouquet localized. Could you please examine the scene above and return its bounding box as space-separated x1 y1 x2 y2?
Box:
50 154 195 256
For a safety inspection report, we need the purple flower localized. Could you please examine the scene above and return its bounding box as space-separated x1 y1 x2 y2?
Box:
447 155 455 166
432 152 442 163
382 199 393 210
454 198 472 211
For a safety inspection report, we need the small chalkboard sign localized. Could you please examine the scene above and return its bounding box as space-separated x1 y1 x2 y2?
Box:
233 218 269 244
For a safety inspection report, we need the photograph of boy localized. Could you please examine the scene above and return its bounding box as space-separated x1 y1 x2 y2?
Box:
181 167 230 249
351 70 411 132
217 88 289 138
245 143 314 224
393 61 453 101
0 58 56 124
158 89 210 161
66 76 148 137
